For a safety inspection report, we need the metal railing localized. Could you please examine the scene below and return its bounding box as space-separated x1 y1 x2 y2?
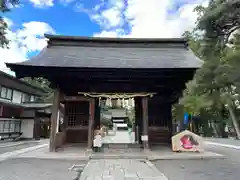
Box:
0 119 22 134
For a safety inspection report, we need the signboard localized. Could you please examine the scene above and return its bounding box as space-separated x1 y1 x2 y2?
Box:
141 135 148 141
184 112 189 125
171 130 204 152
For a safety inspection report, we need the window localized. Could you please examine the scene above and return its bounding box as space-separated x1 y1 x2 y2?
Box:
0 86 13 100
66 102 89 127
21 93 31 103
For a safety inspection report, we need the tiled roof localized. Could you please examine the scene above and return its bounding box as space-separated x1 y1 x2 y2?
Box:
6 34 203 69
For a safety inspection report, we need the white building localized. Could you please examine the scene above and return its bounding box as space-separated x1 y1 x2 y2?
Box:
0 71 51 140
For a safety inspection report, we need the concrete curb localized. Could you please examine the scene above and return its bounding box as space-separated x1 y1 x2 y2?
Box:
206 141 240 150
0 142 28 148
147 153 225 161
0 139 47 148
12 152 224 161
16 156 89 161
0 143 48 162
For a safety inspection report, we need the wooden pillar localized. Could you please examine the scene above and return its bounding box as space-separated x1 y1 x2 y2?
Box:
142 96 149 149
33 111 41 140
167 102 173 143
134 97 142 144
134 98 138 143
49 89 60 152
87 98 95 150
0 105 3 117
94 98 100 128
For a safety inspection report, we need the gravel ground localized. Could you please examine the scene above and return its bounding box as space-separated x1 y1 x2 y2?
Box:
153 145 240 180
0 158 87 180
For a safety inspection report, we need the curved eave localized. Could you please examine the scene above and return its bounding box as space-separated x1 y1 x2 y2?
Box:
6 63 200 79
45 34 188 44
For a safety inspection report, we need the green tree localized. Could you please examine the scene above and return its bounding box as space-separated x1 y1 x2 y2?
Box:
180 0 240 138
21 77 53 103
179 81 213 117
0 0 19 48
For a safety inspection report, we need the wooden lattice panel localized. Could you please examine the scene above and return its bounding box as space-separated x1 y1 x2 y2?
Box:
65 101 89 127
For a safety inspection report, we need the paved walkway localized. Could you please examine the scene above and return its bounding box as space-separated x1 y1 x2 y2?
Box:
0 140 49 162
205 138 240 148
79 159 168 180
206 141 240 150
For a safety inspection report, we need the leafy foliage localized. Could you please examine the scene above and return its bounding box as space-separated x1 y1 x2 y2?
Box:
0 0 19 48
21 77 53 103
179 0 240 138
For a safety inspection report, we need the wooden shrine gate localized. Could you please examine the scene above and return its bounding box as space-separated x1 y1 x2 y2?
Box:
6 34 201 152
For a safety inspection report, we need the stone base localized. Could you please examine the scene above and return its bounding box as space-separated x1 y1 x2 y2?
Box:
86 148 93 152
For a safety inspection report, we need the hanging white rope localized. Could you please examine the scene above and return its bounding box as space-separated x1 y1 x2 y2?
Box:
78 92 156 99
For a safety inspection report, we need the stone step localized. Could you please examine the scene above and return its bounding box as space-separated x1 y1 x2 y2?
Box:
103 143 142 149
103 148 143 153
89 152 147 159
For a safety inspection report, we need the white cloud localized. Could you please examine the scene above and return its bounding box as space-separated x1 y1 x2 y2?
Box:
29 0 77 8
94 29 126 37
80 0 209 38
0 20 55 74
76 0 125 31
28 0 54 8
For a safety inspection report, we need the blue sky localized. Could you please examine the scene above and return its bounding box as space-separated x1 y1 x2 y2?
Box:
0 0 208 73
5 0 101 36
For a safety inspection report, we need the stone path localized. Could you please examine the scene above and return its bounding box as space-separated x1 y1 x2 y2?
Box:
79 159 168 180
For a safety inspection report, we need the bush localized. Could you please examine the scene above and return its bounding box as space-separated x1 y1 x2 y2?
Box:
126 118 132 128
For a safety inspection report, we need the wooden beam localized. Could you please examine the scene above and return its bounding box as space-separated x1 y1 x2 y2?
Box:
49 88 60 152
87 98 95 149
64 96 92 102
57 68 195 79
56 77 186 86
59 84 183 94
57 74 192 80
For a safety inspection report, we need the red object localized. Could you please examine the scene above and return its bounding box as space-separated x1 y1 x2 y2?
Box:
180 135 193 149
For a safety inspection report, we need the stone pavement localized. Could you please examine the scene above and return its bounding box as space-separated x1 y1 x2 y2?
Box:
13 144 223 161
79 159 168 180
0 158 85 180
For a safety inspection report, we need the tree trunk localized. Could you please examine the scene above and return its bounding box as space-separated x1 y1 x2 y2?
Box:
227 103 240 139
211 122 219 137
